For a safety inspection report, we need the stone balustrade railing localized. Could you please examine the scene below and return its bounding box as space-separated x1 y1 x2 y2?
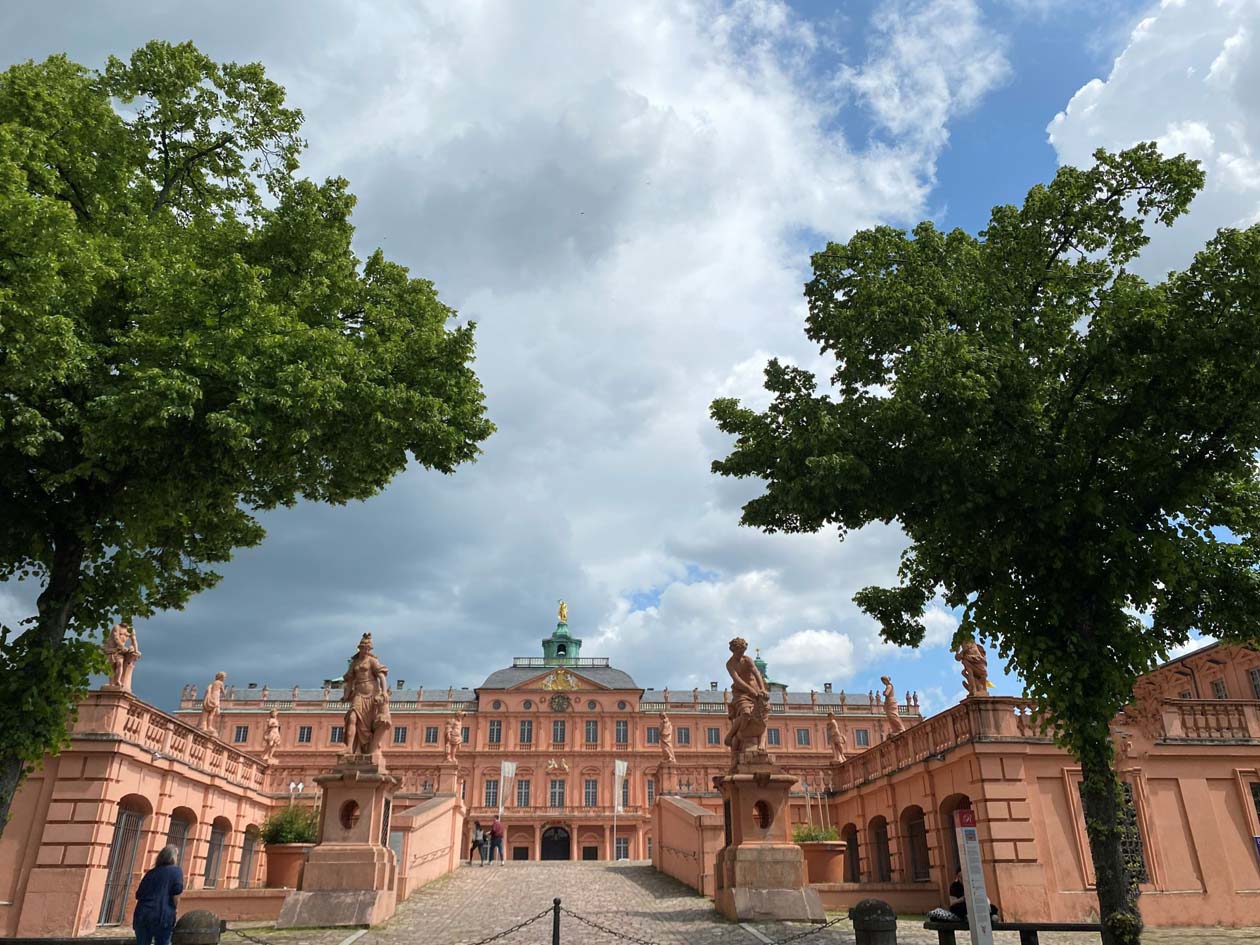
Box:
830 696 1044 792
1158 699 1260 741
638 700 920 716
83 689 267 790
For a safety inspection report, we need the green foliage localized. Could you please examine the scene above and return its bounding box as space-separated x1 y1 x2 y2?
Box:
261 804 320 845
0 41 493 823
712 144 1260 943
792 825 839 843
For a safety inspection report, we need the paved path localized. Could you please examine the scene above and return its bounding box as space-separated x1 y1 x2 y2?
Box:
228 861 1260 945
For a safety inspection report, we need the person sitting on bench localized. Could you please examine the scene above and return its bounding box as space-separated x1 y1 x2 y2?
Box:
948 870 999 921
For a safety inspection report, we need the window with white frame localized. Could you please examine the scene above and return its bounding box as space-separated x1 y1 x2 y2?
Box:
585 720 599 743
393 725 407 744
330 726 344 743
519 719 533 744
855 729 869 747
484 779 499 808
517 778 531 808
1250 667 1260 700
621 777 629 810
297 725 312 744
584 778 598 807
646 777 656 805
795 728 811 746
1212 679 1229 700
707 726 721 745
676 727 691 745
615 720 629 744
767 728 781 746
646 727 660 744
549 779 566 807
424 726 439 744
462 726 470 743
233 725 249 743
615 836 629 860
488 720 502 744
552 720 566 744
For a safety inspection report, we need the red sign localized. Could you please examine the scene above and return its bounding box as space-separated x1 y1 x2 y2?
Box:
956 809 977 828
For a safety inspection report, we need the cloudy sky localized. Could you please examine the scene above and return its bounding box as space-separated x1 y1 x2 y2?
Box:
2 0 1255 713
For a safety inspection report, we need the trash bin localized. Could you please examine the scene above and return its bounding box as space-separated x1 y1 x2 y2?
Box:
849 898 897 945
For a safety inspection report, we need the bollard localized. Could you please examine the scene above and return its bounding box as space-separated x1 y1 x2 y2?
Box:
848 898 897 945
552 897 561 945
172 910 224 945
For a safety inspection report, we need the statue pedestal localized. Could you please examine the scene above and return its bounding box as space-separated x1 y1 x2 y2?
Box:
714 750 824 923
436 761 460 796
277 755 400 928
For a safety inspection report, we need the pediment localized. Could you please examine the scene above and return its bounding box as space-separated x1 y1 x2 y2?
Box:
508 666 610 692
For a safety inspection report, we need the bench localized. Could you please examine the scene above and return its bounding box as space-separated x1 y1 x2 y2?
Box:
924 918 1104 944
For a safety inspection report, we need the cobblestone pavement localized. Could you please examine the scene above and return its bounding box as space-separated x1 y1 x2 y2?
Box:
225 862 1260 945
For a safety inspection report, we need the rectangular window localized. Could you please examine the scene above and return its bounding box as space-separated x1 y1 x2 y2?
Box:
615 836 629 860
297 725 312 744
1250 782 1260 822
552 720 566 744
1079 782 1148 883
517 779 531 808
707 727 721 745
392 725 407 745
488 720 502 744
676 727 691 745
647 836 653 859
424 726 439 744
585 720 599 744
855 729 870 747
646 777 656 805
1179 690 1193 699
766 728 781 747
795 728 811 746
1212 679 1229 700
646 727 660 744
484 779 499 808
330 726 344 743
1250 667 1260 700
584 778 598 807
621 777 629 810
462 726 470 743
615 720 629 744
550 779 566 808
233 725 249 744
519 719 533 744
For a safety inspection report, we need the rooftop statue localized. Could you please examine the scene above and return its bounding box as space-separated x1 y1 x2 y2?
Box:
200 672 226 732
724 636 770 758
558 599 568 623
956 639 992 698
444 711 464 763
881 675 906 735
342 633 391 759
103 622 140 691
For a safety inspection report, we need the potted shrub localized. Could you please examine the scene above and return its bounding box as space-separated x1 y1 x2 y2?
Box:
262 805 319 888
793 825 846 884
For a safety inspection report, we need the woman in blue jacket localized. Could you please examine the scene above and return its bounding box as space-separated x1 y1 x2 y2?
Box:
133 844 184 945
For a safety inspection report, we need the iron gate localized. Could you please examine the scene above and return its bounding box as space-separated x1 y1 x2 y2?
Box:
98 809 145 925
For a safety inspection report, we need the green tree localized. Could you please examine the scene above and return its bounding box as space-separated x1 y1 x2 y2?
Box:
711 144 1260 945
0 42 493 832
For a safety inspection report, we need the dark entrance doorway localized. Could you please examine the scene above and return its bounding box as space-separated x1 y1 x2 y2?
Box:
541 826 571 860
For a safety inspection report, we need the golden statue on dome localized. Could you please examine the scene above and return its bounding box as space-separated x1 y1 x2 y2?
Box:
558 599 568 623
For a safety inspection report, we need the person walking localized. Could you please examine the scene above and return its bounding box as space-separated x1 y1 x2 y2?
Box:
479 820 492 865
469 821 485 865
132 844 184 945
489 815 505 864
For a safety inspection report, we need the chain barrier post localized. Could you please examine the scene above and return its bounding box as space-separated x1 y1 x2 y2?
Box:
552 897 561 945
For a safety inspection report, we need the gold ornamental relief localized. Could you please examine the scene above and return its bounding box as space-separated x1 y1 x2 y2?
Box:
542 667 580 691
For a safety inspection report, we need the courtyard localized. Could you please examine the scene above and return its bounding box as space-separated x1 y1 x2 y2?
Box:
228 862 1260 945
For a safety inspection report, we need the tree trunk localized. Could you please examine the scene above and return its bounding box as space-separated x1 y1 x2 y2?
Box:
1078 736 1144 945
0 537 83 836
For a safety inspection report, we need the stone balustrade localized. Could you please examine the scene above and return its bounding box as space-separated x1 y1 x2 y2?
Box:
831 696 1045 792
79 688 267 790
1158 698 1260 741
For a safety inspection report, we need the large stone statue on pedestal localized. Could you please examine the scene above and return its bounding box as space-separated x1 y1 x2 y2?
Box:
881 675 906 735
102 622 141 692
956 639 991 697
277 633 400 929
199 672 226 732
713 637 825 924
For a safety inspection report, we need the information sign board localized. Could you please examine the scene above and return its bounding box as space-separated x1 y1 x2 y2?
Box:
954 809 994 945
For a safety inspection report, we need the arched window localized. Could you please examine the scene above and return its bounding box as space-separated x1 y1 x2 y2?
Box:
868 816 891 882
237 825 262 888
166 807 197 872
204 816 232 889
98 795 152 925
939 794 972 877
840 823 861 883
900 805 931 881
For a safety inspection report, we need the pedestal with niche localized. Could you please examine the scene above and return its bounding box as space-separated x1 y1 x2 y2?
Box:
276 754 400 928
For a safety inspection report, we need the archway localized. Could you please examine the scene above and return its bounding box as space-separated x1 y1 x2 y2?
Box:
840 823 860 883
867 815 891 882
98 795 152 925
899 805 931 882
541 826 571 861
939 794 972 877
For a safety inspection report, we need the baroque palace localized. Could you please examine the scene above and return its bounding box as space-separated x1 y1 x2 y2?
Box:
2 608 1260 935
